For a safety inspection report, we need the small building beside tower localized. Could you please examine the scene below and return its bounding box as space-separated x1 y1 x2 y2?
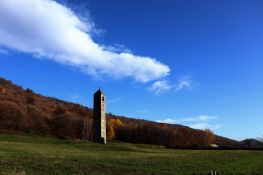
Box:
92 89 107 144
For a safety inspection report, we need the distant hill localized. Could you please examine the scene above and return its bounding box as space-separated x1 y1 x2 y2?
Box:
241 139 263 149
0 77 245 149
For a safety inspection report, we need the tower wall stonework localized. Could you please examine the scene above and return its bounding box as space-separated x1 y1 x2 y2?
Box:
92 90 106 144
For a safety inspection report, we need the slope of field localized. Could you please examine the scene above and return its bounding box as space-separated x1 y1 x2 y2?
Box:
0 134 263 175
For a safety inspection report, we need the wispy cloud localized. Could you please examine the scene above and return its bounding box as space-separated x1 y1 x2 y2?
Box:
189 123 221 130
67 93 80 103
102 44 132 54
175 76 193 91
148 80 172 95
148 76 193 95
156 115 221 131
0 0 170 83
156 118 177 124
182 115 218 122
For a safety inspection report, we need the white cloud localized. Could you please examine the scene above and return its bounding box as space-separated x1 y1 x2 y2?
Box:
0 0 170 83
182 115 218 122
148 76 194 95
175 76 193 91
67 93 80 103
189 123 221 130
70 94 80 100
156 115 221 131
148 80 172 95
156 118 176 124
102 44 132 54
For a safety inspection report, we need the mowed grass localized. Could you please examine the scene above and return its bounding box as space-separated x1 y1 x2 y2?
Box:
0 134 263 175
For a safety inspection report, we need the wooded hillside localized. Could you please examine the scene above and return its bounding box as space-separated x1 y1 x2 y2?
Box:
0 77 241 149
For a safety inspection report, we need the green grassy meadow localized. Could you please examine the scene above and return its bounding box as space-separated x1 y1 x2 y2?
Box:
0 134 262 175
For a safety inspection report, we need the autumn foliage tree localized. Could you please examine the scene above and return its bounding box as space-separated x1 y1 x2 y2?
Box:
204 129 215 146
107 118 124 141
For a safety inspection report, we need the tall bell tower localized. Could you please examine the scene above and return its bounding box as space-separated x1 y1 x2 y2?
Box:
92 89 106 144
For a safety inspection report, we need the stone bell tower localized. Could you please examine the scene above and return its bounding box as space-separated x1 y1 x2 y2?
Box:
92 89 107 144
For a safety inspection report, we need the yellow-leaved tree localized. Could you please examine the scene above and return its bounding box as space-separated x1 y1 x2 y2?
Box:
204 129 215 146
108 118 124 141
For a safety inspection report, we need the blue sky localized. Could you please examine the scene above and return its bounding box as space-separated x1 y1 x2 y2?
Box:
0 0 263 140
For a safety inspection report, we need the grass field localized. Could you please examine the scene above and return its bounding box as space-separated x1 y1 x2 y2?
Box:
0 134 263 175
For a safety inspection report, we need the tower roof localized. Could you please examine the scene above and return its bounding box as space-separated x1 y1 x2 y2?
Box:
94 89 104 95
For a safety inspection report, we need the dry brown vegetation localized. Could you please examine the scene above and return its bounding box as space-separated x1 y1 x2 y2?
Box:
0 77 242 149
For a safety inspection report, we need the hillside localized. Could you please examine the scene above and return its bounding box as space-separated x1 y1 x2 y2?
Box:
0 77 242 148
0 134 263 175
241 139 263 149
